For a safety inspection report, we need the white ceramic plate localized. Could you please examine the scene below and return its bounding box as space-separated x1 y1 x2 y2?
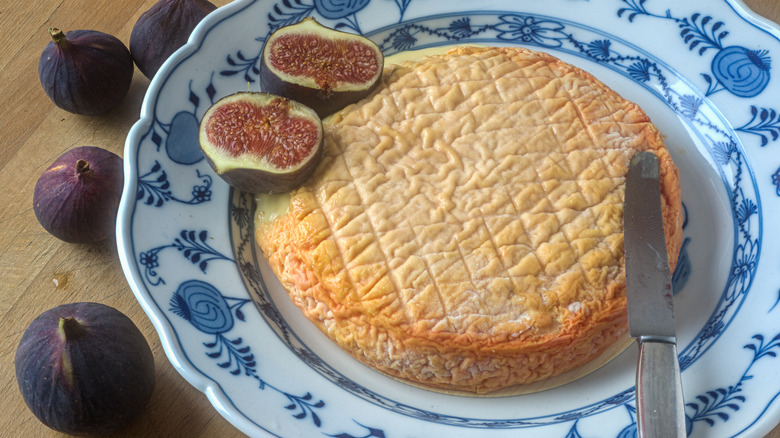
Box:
117 0 780 436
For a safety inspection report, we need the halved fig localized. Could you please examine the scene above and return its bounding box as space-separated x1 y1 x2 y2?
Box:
199 92 323 193
260 17 384 117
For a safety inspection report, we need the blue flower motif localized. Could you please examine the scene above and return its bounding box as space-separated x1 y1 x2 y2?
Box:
170 280 234 334
700 319 726 342
626 59 653 82
733 240 757 279
737 198 757 225
192 184 212 202
447 18 473 38
391 27 417 52
495 15 567 47
680 94 703 120
314 0 369 19
139 251 159 269
586 39 612 59
711 141 735 165
728 239 758 299
711 46 771 98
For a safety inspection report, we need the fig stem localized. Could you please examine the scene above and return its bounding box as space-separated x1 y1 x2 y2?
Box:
58 316 87 341
75 159 91 176
49 28 67 44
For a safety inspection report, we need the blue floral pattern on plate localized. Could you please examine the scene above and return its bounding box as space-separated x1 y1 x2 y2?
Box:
117 0 780 436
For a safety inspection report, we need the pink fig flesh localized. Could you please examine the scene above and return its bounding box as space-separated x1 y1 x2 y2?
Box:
260 17 384 117
199 92 324 193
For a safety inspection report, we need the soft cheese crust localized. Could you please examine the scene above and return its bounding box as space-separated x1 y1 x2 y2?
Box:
255 46 683 393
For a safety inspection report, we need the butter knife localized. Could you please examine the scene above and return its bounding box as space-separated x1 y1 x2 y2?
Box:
624 151 686 438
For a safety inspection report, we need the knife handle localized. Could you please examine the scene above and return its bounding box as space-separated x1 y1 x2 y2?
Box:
636 340 686 438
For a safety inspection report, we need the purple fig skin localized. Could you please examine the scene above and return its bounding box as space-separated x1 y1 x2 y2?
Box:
130 0 217 80
259 63 380 118
202 139 324 193
33 146 124 243
38 28 134 116
14 302 156 435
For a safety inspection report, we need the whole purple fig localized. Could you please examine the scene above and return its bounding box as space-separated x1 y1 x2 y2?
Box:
33 146 124 243
130 0 217 79
15 302 156 435
38 28 134 116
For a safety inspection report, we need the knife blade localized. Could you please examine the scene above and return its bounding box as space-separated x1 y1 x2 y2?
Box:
624 151 686 438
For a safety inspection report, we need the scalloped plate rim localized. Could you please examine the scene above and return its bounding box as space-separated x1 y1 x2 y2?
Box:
117 1 780 437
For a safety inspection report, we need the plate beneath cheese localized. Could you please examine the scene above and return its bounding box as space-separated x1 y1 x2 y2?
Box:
118 0 780 436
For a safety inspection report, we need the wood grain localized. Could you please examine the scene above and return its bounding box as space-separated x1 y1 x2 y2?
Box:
0 1 777 437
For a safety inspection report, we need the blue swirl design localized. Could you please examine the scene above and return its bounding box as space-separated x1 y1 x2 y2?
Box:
168 278 327 426
711 46 771 98
170 280 234 334
314 0 369 19
616 2 773 102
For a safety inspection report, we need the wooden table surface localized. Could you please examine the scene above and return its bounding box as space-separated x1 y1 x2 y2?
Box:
1 1 778 437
